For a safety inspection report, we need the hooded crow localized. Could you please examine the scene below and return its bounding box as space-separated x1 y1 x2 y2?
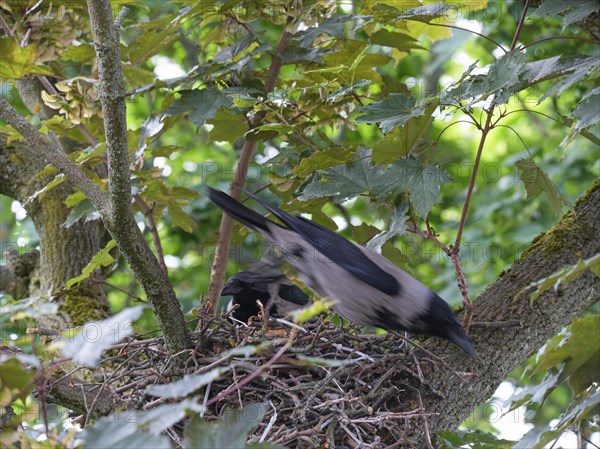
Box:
222 271 310 323
207 187 475 356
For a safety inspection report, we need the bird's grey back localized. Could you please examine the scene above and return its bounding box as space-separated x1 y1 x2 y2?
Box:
268 224 430 328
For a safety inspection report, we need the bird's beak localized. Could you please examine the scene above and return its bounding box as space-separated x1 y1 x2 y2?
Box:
221 283 241 296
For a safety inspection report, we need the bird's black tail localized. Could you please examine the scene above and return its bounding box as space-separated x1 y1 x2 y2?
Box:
206 186 273 234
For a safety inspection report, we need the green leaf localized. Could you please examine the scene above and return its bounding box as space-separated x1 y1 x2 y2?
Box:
124 11 187 63
321 40 388 84
514 391 599 449
439 429 515 449
63 198 101 229
39 115 91 144
327 80 371 103
85 414 170 449
351 223 380 245
0 357 35 402
518 254 600 303
171 186 201 200
245 123 293 141
366 204 409 250
370 29 423 52
62 305 146 367
293 146 356 176
135 399 206 435
168 203 197 232
572 91 600 132
65 240 117 288
300 151 450 217
61 43 95 62
393 158 451 218
533 315 600 378
531 56 598 104
184 403 279 449
294 15 350 48
64 191 86 208
292 298 335 323
504 371 560 411
355 93 425 134
0 38 53 79
442 51 528 106
280 45 329 63
299 150 391 202
24 173 66 206
207 108 248 143
372 102 436 163
534 0 600 28
396 2 457 22
146 368 229 399
562 0 600 27
165 88 233 128
514 159 564 216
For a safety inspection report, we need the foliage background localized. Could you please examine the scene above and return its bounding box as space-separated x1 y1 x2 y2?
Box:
0 0 598 447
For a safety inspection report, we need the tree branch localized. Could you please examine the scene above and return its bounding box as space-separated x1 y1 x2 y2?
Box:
0 98 110 215
85 0 190 353
422 179 600 444
203 27 292 316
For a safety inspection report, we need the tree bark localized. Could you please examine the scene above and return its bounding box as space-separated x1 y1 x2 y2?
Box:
420 179 600 441
0 133 109 326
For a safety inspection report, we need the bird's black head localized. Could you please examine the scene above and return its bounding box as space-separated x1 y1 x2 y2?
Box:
221 272 272 298
371 293 475 356
220 275 246 296
221 272 270 323
418 293 476 356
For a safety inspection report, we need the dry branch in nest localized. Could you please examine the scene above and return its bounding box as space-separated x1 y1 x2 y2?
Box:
60 306 473 448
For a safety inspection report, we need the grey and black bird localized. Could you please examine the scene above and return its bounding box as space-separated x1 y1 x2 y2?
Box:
222 271 310 324
208 187 475 355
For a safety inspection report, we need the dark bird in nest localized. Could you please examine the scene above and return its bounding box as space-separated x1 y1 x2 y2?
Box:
207 187 475 356
222 271 310 324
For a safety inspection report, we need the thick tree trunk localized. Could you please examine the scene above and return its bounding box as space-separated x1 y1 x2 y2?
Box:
0 132 109 326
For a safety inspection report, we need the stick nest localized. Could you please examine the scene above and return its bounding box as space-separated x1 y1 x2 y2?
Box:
82 306 460 448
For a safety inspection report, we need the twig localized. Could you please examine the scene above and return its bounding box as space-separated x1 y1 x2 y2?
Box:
452 0 531 330
521 35 600 50
205 331 296 406
134 195 168 274
451 251 473 330
470 320 523 329
407 221 450 256
203 26 292 316
26 327 62 336
114 6 130 28
231 365 244 409
0 15 13 36
510 0 531 51
453 109 493 253
99 280 146 302
426 22 506 53
259 401 278 442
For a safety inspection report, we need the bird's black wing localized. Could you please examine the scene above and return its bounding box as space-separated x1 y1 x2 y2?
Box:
242 189 400 296
278 283 310 306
